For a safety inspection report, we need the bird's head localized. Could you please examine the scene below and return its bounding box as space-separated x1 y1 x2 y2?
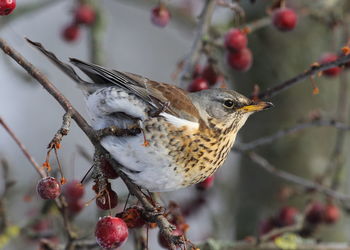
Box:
189 89 273 132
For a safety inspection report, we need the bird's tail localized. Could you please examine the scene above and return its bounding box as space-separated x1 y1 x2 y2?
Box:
26 38 98 95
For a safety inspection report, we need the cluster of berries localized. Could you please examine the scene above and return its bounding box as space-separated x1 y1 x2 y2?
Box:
225 28 252 72
62 3 96 42
260 202 340 239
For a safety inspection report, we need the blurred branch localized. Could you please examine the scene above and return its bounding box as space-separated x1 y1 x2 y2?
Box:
88 1 106 65
242 16 271 33
179 0 217 88
326 26 350 189
234 119 350 151
0 38 182 250
201 238 350 250
0 159 15 234
256 54 350 100
246 152 350 203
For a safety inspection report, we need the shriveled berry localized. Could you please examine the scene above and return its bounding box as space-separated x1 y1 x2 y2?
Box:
226 48 253 72
0 0 16 16
196 175 215 190
305 202 324 224
95 216 128 249
273 8 298 31
319 53 342 77
324 204 340 224
37 177 61 200
202 64 219 86
96 188 118 210
62 24 80 42
100 159 119 179
188 77 209 92
158 227 183 249
277 206 298 226
75 4 96 25
151 4 171 28
116 206 145 228
62 180 85 202
224 28 248 51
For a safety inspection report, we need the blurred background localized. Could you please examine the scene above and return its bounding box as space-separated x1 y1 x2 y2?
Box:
0 0 350 249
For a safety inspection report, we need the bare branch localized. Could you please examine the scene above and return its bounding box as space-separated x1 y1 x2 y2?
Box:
235 119 350 151
257 54 350 100
246 152 350 203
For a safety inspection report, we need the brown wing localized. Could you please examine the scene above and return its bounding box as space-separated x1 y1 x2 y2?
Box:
69 58 202 123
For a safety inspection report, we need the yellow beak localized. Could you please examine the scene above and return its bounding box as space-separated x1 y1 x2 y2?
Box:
238 101 274 113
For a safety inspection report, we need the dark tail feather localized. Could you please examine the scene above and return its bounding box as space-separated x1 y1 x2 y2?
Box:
25 38 96 94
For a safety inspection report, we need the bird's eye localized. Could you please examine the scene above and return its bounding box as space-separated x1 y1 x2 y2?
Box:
223 99 234 108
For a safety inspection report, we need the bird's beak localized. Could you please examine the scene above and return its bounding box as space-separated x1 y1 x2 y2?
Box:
238 101 274 113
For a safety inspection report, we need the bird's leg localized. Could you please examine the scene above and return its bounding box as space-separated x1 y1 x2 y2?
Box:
94 125 141 139
136 120 151 147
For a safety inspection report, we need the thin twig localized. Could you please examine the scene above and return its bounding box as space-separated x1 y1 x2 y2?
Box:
179 0 217 88
246 152 350 203
0 117 46 178
257 54 350 100
234 119 350 151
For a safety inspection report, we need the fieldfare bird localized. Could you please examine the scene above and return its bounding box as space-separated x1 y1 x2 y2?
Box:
27 39 273 192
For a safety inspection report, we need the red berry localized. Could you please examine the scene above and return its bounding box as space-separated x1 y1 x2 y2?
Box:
96 188 118 210
259 218 276 236
226 48 253 72
196 175 215 190
305 202 324 224
272 8 298 31
0 0 16 16
277 206 298 226
95 216 128 249
224 29 248 51
116 206 145 228
75 4 96 25
192 64 202 79
202 65 219 86
319 53 342 77
100 159 119 179
151 5 171 28
324 204 340 224
62 180 85 202
158 227 183 249
37 177 61 200
67 200 84 215
62 24 80 42
188 77 209 92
